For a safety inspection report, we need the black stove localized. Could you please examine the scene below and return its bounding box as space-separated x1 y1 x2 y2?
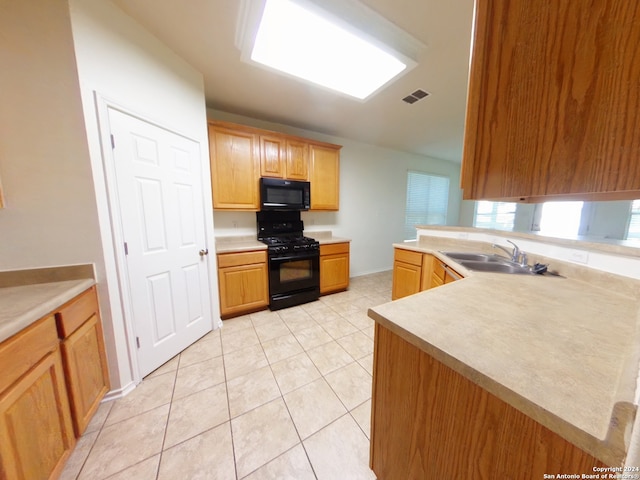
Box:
260 235 320 254
257 211 320 310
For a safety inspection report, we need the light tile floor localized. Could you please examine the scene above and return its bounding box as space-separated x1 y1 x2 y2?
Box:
61 271 391 480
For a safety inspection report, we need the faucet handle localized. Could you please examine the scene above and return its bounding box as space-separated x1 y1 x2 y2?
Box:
505 240 520 261
519 252 528 266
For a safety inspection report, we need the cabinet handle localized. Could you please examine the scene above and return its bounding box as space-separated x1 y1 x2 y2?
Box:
199 249 209 257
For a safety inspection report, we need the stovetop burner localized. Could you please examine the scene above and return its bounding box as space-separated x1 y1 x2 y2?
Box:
260 235 318 246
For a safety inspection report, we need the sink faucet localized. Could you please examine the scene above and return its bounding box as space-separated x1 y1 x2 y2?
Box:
492 240 524 264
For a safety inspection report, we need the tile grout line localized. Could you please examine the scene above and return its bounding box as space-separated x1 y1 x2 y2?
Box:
243 329 320 480
220 326 241 480
151 350 191 480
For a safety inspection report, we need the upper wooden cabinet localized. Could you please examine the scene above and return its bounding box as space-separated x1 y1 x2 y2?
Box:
461 1 640 202
208 122 260 210
285 139 309 181
309 143 341 210
260 134 285 179
208 121 340 210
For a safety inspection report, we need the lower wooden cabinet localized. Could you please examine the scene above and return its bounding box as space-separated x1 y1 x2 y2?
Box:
393 248 463 299
431 257 462 287
56 287 110 437
217 250 269 318
371 324 607 478
0 316 75 480
0 285 110 480
319 242 350 294
392 249 424 300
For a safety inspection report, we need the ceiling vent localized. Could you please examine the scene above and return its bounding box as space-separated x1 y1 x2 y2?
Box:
402 89 430 104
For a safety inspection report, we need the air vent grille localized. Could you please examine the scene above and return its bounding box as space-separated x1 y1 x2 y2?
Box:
402 89 430 104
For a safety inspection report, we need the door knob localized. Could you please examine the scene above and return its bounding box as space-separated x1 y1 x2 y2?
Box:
199 249 209 257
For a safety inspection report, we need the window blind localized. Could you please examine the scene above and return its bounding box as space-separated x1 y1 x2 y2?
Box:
404 171 449 240
473 201 516 231
627 199 640 239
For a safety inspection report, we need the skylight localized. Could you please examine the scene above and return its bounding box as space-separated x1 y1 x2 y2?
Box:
240 0 418 100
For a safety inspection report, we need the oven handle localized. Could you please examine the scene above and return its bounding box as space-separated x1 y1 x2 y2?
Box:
270 252 319 262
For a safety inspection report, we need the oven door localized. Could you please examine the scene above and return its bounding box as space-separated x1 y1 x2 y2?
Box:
268 250 320 297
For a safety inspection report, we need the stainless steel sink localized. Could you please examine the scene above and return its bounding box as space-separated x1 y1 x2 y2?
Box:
456 260 535 275
441 252 508 263
441 251 536 275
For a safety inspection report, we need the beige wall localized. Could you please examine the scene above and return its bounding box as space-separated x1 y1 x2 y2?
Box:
0 0 103 270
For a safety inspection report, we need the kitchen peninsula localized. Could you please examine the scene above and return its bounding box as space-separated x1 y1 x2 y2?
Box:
368 229 640 479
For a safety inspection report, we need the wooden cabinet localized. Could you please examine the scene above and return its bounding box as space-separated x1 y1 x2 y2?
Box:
217 250 269 318
371 324 607 478
56 286 110 437
208 121 340 210
259 134 285 178
431 257 462 287
309 143 340 210
393 249 463 300
0 316 75 480
319 242 350 294
462 1 640 202
392 249 424 300
208 122 260 210
259 135 308 181
285 139 309 181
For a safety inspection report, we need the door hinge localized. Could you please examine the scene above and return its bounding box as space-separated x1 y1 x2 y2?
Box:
110 134 115 149
136 337 140 348
124 242 128 255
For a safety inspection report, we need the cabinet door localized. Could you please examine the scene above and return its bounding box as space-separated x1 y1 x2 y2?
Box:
260 134 285 178
320 243 350 294
462 1 640 202
309 143 340 210
208 123 259 209
420 254 434 291
218 263 269 318
61 313 110 437
0 349 75 480
392 261 422 300
285 139 309 180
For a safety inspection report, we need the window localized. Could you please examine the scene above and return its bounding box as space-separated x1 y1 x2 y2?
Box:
627 199 640 240
404 171 449 240
538 201 584 237
473 201 516 231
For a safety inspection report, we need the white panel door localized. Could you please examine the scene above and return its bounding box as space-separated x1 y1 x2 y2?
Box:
108 108 212 377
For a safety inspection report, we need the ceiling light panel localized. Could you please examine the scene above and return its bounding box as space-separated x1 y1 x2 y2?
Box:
237 0 425 101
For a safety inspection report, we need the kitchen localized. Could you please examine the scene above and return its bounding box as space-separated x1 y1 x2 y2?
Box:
1 0 640 479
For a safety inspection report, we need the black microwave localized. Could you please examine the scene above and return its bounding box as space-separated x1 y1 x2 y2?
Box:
260 177 310 211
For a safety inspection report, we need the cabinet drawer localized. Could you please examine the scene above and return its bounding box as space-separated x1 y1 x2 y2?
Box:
0 315 58 393
394 248 423 267
320 242 350 256
56 286 98 338
217 250 267 268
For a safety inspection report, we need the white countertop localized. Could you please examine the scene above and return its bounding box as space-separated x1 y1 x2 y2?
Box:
0 279 96 343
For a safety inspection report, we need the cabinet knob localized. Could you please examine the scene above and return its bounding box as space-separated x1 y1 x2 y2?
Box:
199 249 209 257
